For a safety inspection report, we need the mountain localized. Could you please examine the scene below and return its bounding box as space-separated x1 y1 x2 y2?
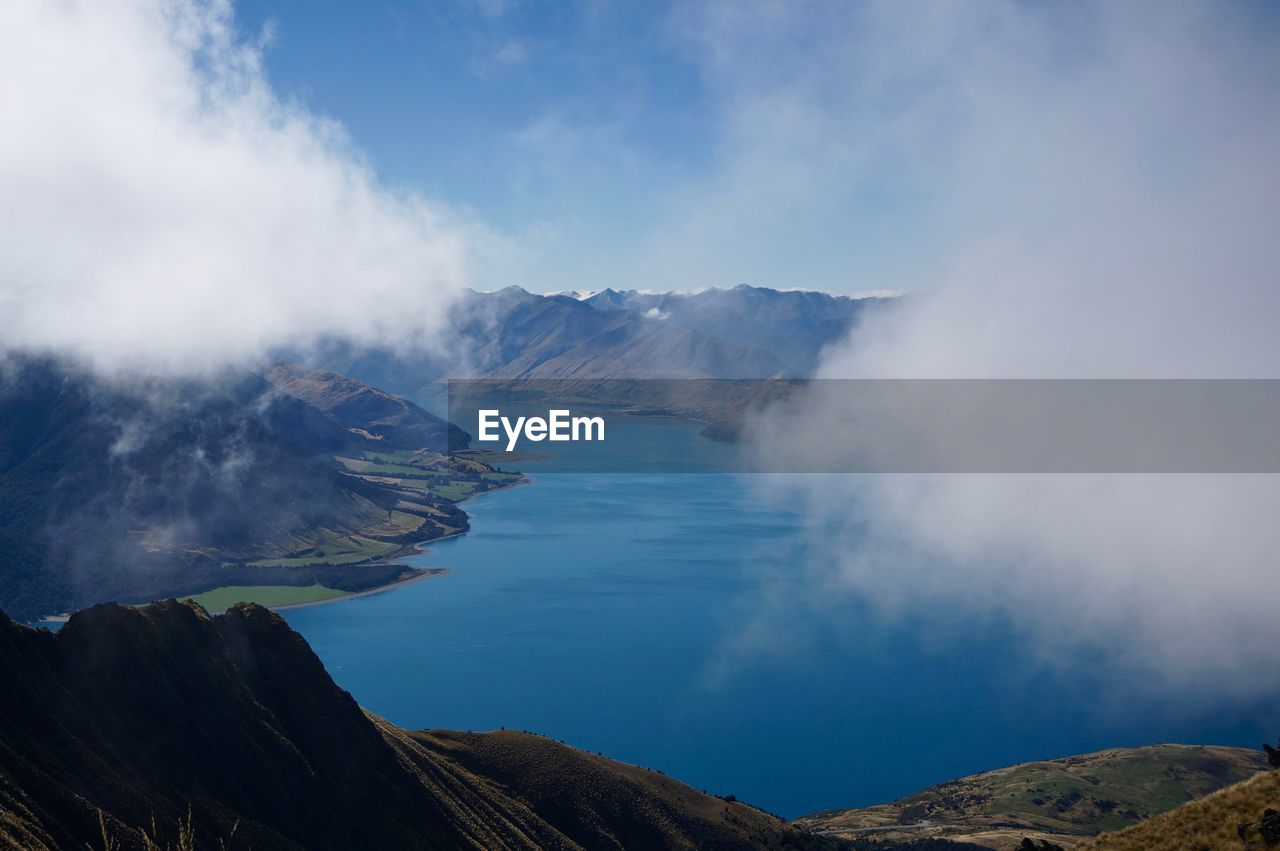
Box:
307 285 887 399
0 599 828 850
265 364 467 450
471 290 788 380
796 745 1266 848
1083 765 1280 850
581 285 893 375
0 357 474 620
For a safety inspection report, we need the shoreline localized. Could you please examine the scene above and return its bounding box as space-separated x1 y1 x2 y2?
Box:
265 567 449 612
33 475 534 625
253 474 535 609
279 475 534 611
395 473 533 557
32 569 451 623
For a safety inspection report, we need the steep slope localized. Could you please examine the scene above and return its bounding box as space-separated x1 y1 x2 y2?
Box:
1082 768 1280 850
0 600 826 851
797 745 1266 848
265 364 468 450
414 729 802 851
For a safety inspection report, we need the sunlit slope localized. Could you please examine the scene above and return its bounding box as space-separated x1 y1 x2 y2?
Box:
797 745 1265 845
1083 768 1280 850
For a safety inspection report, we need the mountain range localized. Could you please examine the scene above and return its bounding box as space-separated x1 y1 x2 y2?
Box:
309 285 895 398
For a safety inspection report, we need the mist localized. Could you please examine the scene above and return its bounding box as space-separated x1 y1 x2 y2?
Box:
0 0 475 377
728 0 1280 697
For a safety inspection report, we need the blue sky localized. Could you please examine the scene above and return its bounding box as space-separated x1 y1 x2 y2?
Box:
227 0 1280 296
231 0 954 294
236 1 712 227
233 1 724 291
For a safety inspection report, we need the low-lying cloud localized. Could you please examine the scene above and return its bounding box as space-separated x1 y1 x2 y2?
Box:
727 0 1280 696
0 0 475 376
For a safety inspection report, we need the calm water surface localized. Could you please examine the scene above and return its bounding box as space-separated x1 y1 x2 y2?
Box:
283 463 1271 818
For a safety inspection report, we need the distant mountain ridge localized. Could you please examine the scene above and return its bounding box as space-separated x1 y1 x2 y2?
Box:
310 284 896 399
580 285 889 375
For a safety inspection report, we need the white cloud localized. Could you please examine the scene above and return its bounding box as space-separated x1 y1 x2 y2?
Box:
725 0 1280 696
0 0 477 376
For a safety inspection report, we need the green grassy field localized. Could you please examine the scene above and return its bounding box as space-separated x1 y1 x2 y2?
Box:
185 583 346 612
356 465 521 502
431 482 479 501
246 532 399 567
364 449 417 463
337 456 436 477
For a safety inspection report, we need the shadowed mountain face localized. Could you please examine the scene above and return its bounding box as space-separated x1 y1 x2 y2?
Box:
0 600 827 851
0 357 467 620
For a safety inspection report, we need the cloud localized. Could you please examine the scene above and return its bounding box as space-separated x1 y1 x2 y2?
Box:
470 38 532 80
0 0 477 377
723 0 1280 696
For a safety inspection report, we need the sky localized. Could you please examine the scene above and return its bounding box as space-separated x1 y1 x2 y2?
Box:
227 0 1280 298
228 0 971 294
7 0 1279 337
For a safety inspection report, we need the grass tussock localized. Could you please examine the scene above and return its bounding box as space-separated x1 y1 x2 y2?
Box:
1084 769 1280 850
88 808 238 851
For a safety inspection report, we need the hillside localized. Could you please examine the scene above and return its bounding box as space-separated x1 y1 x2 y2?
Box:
580 285 894 374
797 745 1266 848
265 364 467 450
1082 768 1280 850
0 600 827 850
0 357 494 620
308 285 881 398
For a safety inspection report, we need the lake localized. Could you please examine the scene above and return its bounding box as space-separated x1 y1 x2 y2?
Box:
282 459 1273 818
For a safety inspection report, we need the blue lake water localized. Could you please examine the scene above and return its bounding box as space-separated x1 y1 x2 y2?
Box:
283 463 1273 818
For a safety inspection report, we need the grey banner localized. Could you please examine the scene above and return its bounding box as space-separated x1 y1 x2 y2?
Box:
447 378 1280 473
